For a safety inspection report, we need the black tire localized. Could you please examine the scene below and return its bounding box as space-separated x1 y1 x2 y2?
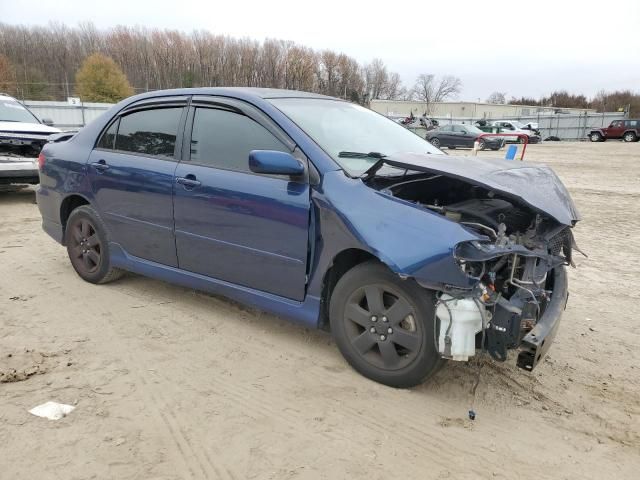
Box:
623 131 637 142
448 146 456 150
329 261 441 388
64 205 124 284
478 139 487 151
429 137 440 148
589 132 601 142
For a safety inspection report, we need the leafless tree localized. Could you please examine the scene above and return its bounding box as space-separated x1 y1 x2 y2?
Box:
486 91 506 104
413 74 462 112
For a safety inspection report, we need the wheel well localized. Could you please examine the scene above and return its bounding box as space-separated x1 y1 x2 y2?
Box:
60 195 89 237
319 248 378 330
624 130 637 136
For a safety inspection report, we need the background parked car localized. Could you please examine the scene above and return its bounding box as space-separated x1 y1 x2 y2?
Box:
588 119 640 142
426 124 504 150
0 93 60 186
490 120 542 143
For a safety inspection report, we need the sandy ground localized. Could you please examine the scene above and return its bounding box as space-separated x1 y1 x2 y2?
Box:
1 141 639 479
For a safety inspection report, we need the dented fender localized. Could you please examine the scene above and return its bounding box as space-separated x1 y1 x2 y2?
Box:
308 171 483 293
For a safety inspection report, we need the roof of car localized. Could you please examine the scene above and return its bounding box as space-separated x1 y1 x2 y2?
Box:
128 87 339 103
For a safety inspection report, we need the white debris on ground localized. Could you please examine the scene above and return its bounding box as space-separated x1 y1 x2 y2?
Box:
29 401 76 420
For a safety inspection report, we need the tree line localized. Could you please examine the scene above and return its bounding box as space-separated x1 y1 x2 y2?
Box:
487 90 640 116
1 22 635 114
0 22 462 105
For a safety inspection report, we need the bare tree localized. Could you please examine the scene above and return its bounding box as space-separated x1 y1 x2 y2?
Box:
486 91 506 104
413 74 462 112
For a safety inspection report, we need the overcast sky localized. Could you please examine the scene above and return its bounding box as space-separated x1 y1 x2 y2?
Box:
2 0 638 101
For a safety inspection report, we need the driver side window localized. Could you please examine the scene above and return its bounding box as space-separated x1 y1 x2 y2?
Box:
189 107 289 172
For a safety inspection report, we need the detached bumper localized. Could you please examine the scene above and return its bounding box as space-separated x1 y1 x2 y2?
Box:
516 266 568 371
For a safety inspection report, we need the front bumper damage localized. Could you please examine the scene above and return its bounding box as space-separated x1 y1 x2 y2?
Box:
516 266 567 370
435 227 574 372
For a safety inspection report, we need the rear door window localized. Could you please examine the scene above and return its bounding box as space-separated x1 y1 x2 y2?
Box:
115 107 183 158
189 107 288 172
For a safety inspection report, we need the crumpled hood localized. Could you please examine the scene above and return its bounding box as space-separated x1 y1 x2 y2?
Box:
384 152 580 226
0 121 60 134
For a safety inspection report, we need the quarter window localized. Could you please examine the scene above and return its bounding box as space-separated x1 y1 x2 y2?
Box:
97 119 118 150
189 107 288 171
115 107 183 157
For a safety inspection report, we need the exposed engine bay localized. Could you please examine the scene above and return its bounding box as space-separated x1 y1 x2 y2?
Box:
369 172 580 370
0 131 49 158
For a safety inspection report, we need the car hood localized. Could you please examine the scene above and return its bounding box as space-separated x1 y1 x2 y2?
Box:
0 121 60 134
383 152 580 226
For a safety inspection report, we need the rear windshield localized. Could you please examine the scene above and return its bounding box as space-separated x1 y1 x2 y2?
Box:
0 98 40 123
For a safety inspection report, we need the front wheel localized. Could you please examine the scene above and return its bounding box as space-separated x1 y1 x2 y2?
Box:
429 137 440 148
329 261 441 388
64 205 124 284
477 139 487 150
589 132 602 142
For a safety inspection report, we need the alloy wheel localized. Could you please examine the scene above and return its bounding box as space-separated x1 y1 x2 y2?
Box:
68 218 102 274
343 284 422 370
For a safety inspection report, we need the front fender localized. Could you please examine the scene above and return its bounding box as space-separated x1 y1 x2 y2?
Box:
310 171 481 293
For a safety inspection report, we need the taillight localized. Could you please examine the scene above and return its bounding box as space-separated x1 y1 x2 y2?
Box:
37 152 45 170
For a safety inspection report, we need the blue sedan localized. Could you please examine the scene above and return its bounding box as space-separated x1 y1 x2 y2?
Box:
36 88 580 387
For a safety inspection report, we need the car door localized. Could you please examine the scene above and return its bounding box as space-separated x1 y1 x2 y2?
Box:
452 125 472 147
608 120 625 138
172 97 310 301
87 97 188 267
436 125 453 146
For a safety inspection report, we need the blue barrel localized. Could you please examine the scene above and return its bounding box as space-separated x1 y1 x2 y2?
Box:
505 144 518 160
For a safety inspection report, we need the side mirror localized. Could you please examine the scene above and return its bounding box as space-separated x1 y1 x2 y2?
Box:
249 150 305 176
41 118 54 126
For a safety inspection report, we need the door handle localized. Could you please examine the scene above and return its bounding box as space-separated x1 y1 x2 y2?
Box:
91 160 109 172
176 175 201 188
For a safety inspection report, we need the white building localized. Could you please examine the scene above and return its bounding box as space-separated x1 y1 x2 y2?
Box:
370 99 595 120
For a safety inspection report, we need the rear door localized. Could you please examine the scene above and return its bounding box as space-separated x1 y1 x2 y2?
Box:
88 97 188 266
172 97 310 301
436 125 454 146
452 125 472 147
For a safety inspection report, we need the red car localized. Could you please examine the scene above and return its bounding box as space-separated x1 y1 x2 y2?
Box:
589 119 640 142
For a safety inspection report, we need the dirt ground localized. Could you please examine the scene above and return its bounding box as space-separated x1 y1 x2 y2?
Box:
1 141 639 479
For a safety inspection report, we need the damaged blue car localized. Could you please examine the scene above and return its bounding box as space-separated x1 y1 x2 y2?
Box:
36 88 580 387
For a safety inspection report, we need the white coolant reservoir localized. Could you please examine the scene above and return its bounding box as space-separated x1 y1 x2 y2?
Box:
436 295 484 361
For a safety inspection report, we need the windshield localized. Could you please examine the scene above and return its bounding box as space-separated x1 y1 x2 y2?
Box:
0 98 39 123
511 121 526 129
269 98 444 176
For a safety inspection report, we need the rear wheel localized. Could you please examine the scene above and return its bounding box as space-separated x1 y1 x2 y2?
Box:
623 131 637 142
429 137 440 148
478 139 487 150
330 261 441 388
64 205 123 284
